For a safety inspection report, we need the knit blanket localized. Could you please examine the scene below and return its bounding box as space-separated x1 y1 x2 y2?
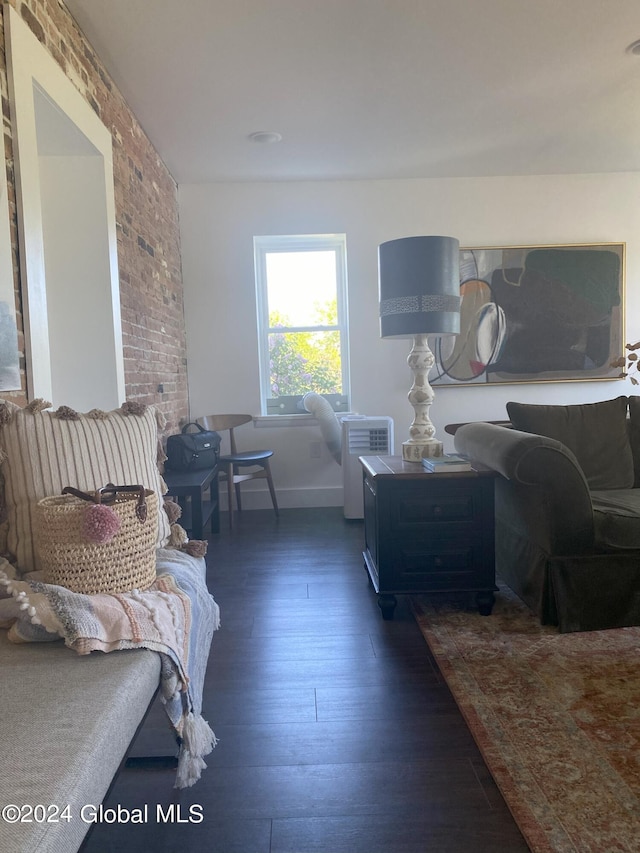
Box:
0 548 220 788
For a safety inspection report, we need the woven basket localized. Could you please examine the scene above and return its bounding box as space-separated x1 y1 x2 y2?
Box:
35 487 158 595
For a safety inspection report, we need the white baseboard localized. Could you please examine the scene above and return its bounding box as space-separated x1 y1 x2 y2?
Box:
217 486 344 511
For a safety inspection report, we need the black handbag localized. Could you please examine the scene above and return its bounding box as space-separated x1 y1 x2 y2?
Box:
165 423 221 472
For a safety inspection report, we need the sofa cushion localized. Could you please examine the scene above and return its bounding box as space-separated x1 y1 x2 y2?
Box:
506 396 633 491
627 395 640 487
0 401 170 574
591 489 640 550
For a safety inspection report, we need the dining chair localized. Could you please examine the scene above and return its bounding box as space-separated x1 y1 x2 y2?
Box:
197 414 279 528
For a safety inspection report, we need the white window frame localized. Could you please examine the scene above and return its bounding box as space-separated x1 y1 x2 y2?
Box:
254 233 350 417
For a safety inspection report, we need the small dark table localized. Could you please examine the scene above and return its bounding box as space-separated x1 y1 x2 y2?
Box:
360 455 497 620
163 465 219 538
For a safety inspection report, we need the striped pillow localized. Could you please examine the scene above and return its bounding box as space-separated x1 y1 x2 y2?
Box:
0 401 170 574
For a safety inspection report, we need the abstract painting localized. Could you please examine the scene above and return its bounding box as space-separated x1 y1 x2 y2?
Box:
431 243 624 386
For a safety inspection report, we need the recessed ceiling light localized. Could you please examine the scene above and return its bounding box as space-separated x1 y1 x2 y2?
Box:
626 39 640 55
248 131 283 144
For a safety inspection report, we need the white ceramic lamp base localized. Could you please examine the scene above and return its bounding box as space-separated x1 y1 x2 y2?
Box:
401 334 443 463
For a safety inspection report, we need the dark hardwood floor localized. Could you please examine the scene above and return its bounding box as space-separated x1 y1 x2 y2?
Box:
81 507 528 853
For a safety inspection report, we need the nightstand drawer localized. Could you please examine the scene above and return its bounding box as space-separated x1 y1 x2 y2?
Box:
396 491 475 525
389 542 494 592
387 479 482 529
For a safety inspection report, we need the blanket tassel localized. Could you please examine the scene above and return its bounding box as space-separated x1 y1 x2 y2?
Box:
175 712 218 789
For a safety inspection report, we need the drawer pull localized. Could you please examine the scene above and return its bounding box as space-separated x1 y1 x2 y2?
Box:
432 505 442 515
434 557 443 567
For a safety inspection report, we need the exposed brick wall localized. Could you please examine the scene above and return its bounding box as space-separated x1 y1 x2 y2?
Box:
0 0 188 435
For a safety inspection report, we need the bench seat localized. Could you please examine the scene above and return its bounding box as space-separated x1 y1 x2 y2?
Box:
0 632 160 853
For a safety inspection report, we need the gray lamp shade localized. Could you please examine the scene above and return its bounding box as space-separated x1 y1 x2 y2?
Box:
379 236 461 338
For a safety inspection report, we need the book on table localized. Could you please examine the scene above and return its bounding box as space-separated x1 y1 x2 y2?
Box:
422 453 473 472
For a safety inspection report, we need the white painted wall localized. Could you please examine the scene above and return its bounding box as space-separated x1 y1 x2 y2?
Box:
179 172 640 509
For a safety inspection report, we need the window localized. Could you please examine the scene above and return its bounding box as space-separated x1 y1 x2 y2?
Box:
254 234 350 416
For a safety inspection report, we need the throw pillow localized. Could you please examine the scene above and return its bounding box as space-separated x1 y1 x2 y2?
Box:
506 396 632 491
0 400 170 574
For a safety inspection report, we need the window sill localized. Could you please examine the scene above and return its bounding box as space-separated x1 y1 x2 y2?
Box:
254 413 355 428
254 414 318 428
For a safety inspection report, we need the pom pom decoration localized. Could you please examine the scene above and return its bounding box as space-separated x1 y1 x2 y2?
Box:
169 523 188 548
163 498 182 524
157 438 168 466
25 399 52 414
0 402 14 426
82 503 121 544
121 401 147 417
184 539 208 559
86 408 109 420
54 405 80 420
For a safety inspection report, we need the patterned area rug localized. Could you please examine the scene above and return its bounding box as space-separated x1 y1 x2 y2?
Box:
411 585 640 853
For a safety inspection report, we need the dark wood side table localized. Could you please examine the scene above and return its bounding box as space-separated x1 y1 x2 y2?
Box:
360 455 497 620
163 465 219 538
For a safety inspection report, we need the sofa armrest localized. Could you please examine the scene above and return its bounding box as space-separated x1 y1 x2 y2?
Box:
454 422 594 555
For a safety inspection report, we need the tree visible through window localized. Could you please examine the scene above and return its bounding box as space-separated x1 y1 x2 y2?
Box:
254 235 349 415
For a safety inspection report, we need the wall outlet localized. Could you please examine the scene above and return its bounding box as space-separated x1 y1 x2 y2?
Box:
309 441 321 459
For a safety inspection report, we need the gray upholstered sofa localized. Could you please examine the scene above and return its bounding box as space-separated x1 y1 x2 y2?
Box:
453 395 640 633
0 400 216 853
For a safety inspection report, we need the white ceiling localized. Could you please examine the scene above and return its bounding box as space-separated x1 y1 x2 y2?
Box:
63 0 640 184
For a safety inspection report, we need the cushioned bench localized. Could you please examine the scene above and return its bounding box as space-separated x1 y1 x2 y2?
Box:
0 400 218 852
0 633 160 853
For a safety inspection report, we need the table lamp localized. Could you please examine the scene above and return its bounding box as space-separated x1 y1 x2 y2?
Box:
379 235 460 462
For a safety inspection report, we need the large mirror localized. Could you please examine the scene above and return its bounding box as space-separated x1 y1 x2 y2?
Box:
4 3 125 410
0 89 20 392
